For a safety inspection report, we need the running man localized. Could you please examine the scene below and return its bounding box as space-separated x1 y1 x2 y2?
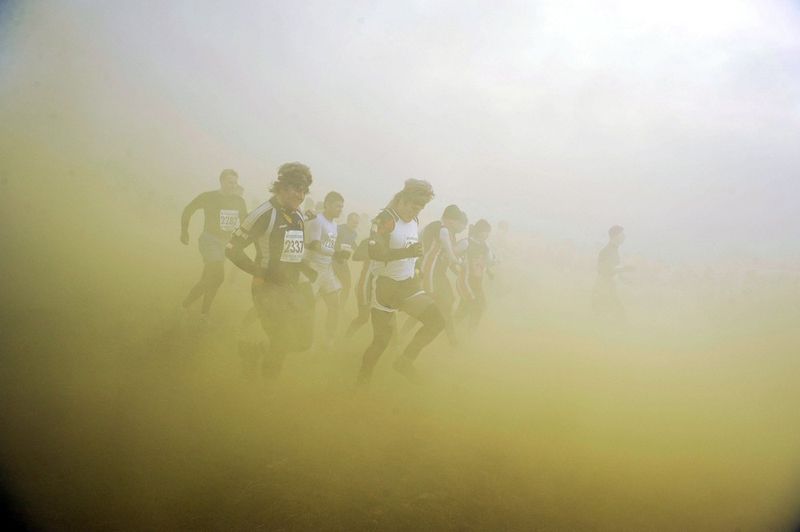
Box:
305 191 350 349
333 212 360 307
344 238 374 338
180 169 248 322
592 225 631 321
454 219 493 331
419 205 467 346
225 162 317 378
357 179 444 385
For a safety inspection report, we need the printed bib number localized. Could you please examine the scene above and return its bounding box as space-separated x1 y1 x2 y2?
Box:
281 230 304 263
322 232 336 252
340 243 353 252
405 235 418 248
219 210 240 232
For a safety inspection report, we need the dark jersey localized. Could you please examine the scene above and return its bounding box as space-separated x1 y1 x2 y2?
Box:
421 220 442 250
181 190 248 239
463 238 491 279
336 224 359 254
225 198 306 285
597 244 620 280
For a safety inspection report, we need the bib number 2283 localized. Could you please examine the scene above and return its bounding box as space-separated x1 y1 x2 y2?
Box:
280 230 304 263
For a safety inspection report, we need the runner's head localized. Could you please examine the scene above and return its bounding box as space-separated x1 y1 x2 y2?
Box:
346 212 360 231
441 205 466 233
323 191 344 220
608 225 625 246
470 219 491 242
271 162 312 211
219 169 239 195
389 179 434 221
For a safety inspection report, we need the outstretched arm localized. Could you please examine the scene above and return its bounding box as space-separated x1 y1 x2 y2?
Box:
180 193 206 243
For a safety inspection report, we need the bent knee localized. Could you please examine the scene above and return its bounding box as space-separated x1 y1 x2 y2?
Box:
419 304 445 332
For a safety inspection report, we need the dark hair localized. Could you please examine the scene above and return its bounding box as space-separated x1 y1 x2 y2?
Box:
324 191 344 205
270 162 313 194
474 219 491 233
219 169 238 181
442 204 462 221
608 225 624 238
470 219 491 237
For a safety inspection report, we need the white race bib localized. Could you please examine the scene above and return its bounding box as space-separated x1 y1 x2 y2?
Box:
280 230 304 263
219 209 240 232
322 232 336 252
340 243 353 252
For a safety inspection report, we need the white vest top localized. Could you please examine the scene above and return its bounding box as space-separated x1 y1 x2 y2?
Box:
372 214 419 281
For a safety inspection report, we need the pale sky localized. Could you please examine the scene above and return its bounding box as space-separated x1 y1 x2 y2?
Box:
1 0 799 262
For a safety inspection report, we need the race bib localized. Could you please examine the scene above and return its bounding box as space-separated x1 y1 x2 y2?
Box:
340 243 353 252
280 230 304 263
322 232 336 252
405 235 418 248
219 210 240 232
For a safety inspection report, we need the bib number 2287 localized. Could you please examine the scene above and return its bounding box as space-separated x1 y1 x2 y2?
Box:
280 230 304 263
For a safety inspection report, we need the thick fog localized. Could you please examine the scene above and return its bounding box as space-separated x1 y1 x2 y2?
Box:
3 0 799 260
1 1 800 530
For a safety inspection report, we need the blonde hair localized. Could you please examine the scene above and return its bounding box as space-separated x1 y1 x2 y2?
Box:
388 179 434 209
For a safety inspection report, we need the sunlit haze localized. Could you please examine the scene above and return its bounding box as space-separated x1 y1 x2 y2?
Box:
1 1 799 530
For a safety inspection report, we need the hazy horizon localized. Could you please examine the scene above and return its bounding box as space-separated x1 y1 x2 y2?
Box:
2 0 799 264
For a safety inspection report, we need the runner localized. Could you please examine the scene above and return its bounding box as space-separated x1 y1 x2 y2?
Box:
305 191 350 349
225 162 317 378
454 219 493 331
180 169 247 323
592 225 631 321
344 238 374 338
334 212 360 307
357 179 444 386
419 205 467 346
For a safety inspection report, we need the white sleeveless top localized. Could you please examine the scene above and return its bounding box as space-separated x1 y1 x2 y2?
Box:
371 211 419 281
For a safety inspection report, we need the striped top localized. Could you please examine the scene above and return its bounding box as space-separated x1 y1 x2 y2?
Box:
226 197 306 284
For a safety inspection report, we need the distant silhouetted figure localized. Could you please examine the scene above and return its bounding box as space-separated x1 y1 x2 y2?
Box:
593 225 631 321
334 212 361 307
180 169 247 323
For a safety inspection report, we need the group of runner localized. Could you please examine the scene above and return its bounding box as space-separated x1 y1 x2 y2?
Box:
179 163 497 384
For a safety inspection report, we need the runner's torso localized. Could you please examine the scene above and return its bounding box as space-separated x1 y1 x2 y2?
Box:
463 238 490 278
196 191 248 239
421 221 456 275
370 208 419 281
305 214 338 269
232 198 305 284
336 225 358 255
597 244 620 281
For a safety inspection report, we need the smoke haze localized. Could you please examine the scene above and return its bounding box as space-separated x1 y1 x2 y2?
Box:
1 1 800 530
